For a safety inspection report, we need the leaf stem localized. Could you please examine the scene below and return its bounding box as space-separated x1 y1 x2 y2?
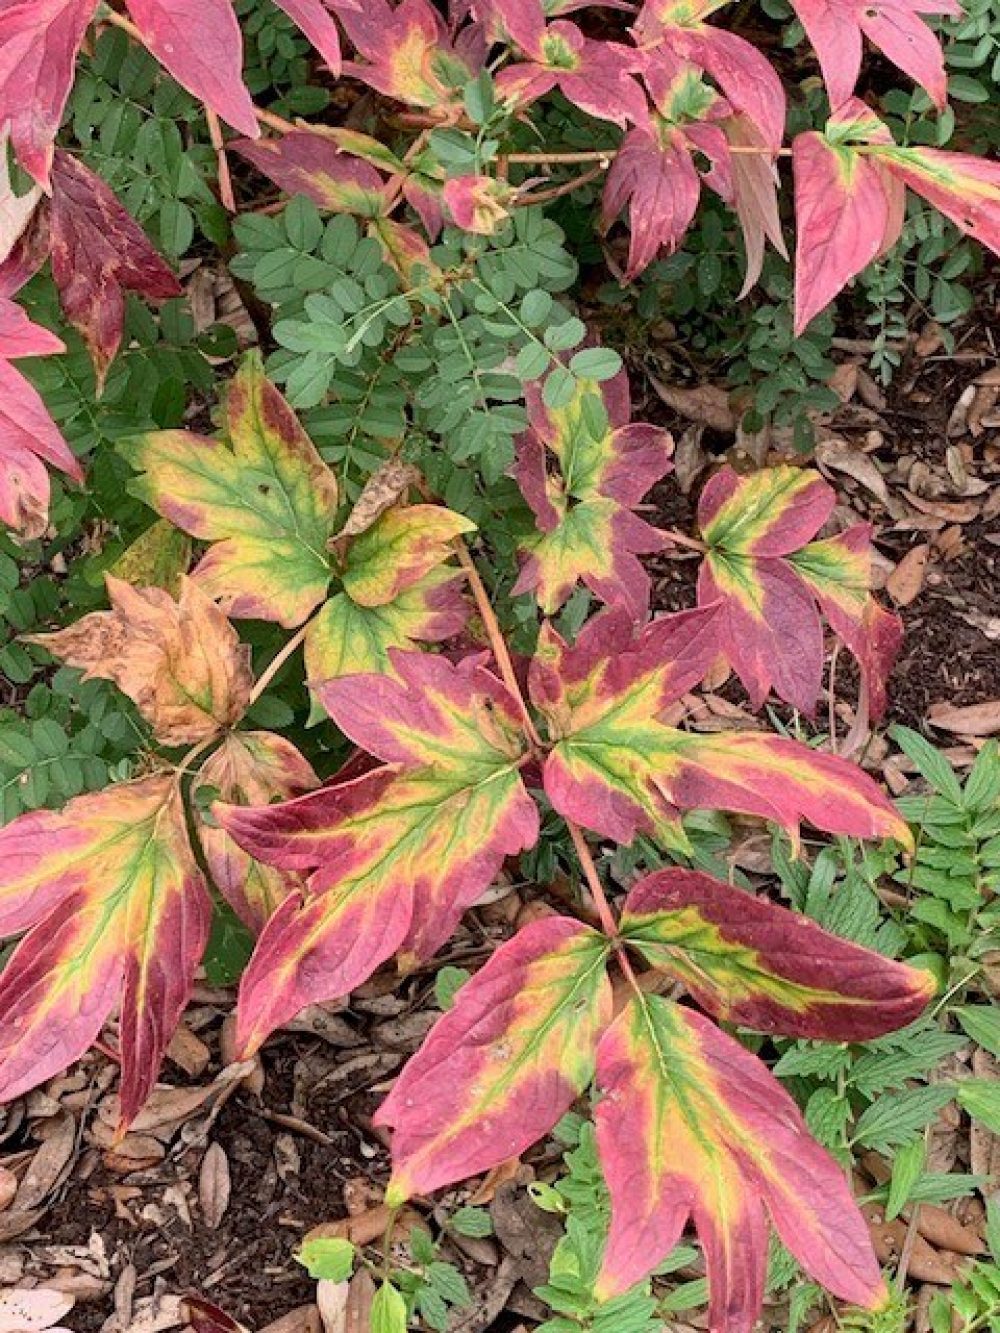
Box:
661 528 707 553
249 618 313 705
453 540 544 751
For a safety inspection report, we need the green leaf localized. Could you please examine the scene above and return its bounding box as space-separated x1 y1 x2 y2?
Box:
371 1282 407 1333
568 347 623 381
955 1006 1000 1060
297 1237 356 1282
889 726 964 804
885 1137 926 1220
957 1080 1000 1136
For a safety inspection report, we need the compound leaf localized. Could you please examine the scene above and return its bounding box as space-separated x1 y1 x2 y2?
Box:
0 776 212 1125
512 371 672 619
126 354 340 626
595 996 886 1326
376 916 612 1203
218 652 540 1054
621 868 934 1040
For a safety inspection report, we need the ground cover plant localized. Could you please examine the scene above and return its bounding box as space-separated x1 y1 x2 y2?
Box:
0 0 998 1330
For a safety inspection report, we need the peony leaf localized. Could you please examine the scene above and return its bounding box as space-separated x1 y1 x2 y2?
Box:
218 652 540 1054
339 504 475 609
0 0 97 186
196 731 319 933
695 466 902 718
621 867 934 1039
788 0 957 109
595 996 887 1325
49 152 181 387
0 777 212 1125
27 575 253 747
232 132 392 216
304 569 469 696
0 355 81 537
126 354 340 627
512 372 672 618
376 917 612 1203
532 602 910 848
124 0 258 137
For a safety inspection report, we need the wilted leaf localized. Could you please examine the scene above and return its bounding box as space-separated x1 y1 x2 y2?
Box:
27 576 253 746
376 917 612 1203
0 777 212 1125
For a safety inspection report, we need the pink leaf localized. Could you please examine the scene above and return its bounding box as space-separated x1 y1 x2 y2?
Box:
0 0 97 186
232 132 391 215
272 0 342 73
125 0 258 137
602 127 701 279
0 357 81 535
792 130 894 335
0 299 64 360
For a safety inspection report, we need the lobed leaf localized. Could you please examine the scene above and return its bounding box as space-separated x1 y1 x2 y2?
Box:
532 603 910 848
27 575 253 747
695 466 902 718
218 652 540 1054
621 868 934 1040
376 917 612 1203
126 354 340 627
595 997 887 1327
0 777 212 1125
512 371 672 619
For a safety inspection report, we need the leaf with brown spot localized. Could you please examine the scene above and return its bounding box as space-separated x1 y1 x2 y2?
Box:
198 1142 231 1229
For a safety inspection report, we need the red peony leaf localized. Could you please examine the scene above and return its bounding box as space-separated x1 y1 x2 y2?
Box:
376 917 612 1203
532 601 910 849
601 126 702 280
218 652 539 1054
512 370 672 617
621 867 934 1040
0 0 97 186
595 996 887 1325
0 777 212 1126
497 20 647 127
124 0 258 137
232 132 392 216
272 0 343 74
695 466 901 718
788 0 958 109
49 151 182 387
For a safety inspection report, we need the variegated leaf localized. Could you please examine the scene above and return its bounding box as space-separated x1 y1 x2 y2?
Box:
595 997 887 1327
377 917 612 1203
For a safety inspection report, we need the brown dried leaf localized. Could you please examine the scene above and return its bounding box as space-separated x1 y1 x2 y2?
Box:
0 1288 74 1332
316 1283 347 1333
344 1271 374 1333
0 1166 17 1211
198 1142 230 1229
647 376 736 433
927 700 1000 737
336 459 420 541
15 1114 75 1210
26 576 252 746
905 492 982 524
815 439 892 507
886 544 930 606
